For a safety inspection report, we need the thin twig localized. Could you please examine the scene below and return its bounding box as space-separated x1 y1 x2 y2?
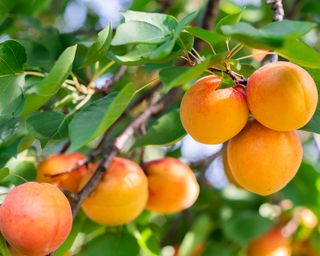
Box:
97 66 127 94
191 151 221 169
208 67 247 85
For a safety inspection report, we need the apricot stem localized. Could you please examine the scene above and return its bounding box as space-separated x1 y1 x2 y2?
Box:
226 43 244 59
208 67 247 85
95 66 127 94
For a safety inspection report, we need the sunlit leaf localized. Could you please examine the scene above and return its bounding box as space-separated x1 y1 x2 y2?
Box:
22 45 77 115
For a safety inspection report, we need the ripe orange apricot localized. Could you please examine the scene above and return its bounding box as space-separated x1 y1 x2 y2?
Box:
248 228 291 256
227 119 302 196
247 61 318 131
145 157 199 214
36 153 87 193
80 157 148 226
222 148 240 187
0 182 72 256
180 75 249 144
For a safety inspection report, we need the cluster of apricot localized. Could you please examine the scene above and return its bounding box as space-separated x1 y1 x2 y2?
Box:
180 61 318 196
0 153 200 255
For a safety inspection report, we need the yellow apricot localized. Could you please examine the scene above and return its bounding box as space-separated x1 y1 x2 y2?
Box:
222 147 240 187
37 153 87 193
80 157 148 226
227 120 302 196
145 157 199 214
180 75 249 144
248 228 291 256
247 61 318 131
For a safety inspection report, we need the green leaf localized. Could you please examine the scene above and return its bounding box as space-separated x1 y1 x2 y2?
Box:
122 10 178 34
26 111 69 140
56 212 87 256
221 20 316 49
0 233 10 256
86 232 139 256
3 161 36 186
215 12 242 35
136 228 160 255
223 211 273 246
159 57 211 91
301 68 320 133
150 11 197 60
0 40 26 76
186 27 225 46
281 162 320 207
203 243 234 256
134 109 186 148
84 24 112 65
69 83 138 151
21 45 77 115
276 40 320 69
179 215 213 256
0 167 9 180
159 66 189 89
11 0 51 15
0 136 25 167
111 21 168 46
0 0 15 16
109 45 157 65
0 75 25 116
17 135 34 153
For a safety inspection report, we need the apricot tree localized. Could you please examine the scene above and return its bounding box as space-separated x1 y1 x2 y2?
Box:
0 0 319 255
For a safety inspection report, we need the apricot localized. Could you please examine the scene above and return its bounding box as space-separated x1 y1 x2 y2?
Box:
247 61 318 131
180 75 249 144
227 119 302 196
145 157 199 214
80 157 148 226
36 152 87 193
222 147 240 187
248 228 291 256
0 182 72 256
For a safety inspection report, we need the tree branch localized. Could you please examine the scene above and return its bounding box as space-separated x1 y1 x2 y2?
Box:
157 0 173 13
286 0 302 19
50 82 162 179
267 0 285 62
70 87 182 215
208 67 247 85
195 0 221 51
202 0 221 30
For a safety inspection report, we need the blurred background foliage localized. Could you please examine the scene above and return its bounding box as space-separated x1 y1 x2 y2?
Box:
0 0 320 255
